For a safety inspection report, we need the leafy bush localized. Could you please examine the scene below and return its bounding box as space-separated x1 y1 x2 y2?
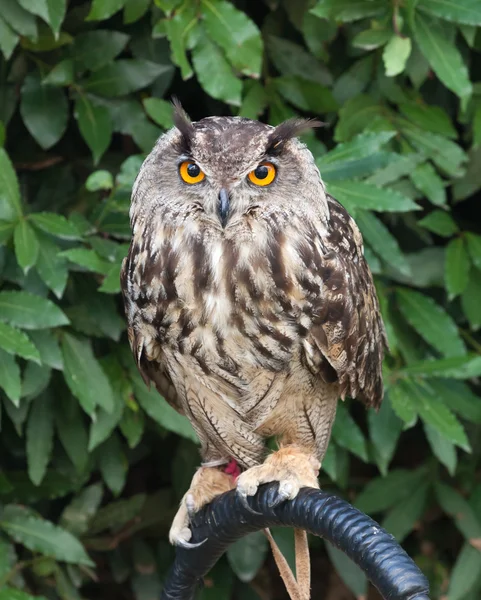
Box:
0 1 480 599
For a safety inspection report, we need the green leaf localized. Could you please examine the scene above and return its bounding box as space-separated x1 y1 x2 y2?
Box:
28 330 63 370
61 333 115 416
86 0 127 21
352 28 391 50
98 434 127 496
402 126 467 178
418 0 481 26
124 0 150 23
0 321 40 363
383 35 412 77
387 382 416 429
410 162 447 207
14 219 39 274
26 394 54 485
17 0 66 36
0 148 22 222
462 273 481 330
75 95 112 165
332 402 368 461
0 348 21 404
325 544 367 598
86 170 114 192
202 0 263 78
43 59 74 86
20 72 68 149
274 75 337 113
0 509 93 566
99 264 122 294
405 379 470 449
419 210 458 236
447 543 481 600
143 97 174 129
130 369 198 443
327 181 419 213
192 34 242 106
0 590 48 600
88 493 146 535
55 395 89 472
398 354 481 379
0 15 19 59
445 237 470 298
355 468 426 513
60 248 111 274
60 483 103 536
266 36 332 86
71 30 129 71
368 396 403 475
424 423 457 475
396 287 466 357
0 291 69 329
356 211 411 276
435 482 481 540
119 408 144 448
162 2 196 80
29 212 81 240
465 233 481 269
35 233 69 299
311 0 386 22
84 60 170 97
412 13 472 99
334 95 384 142
382 481 429 542
399 102 457 138
227 532 268 582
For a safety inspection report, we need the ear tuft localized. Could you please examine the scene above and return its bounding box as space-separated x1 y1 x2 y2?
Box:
266 118 323 155
171 97 195 152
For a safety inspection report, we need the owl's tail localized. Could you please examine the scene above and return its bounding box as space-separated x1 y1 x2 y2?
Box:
264 528 311 600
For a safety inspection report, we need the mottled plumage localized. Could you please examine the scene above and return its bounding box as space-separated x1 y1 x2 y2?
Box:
121 109 387 574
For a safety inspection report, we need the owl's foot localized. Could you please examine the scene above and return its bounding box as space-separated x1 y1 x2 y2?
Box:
236 446 320 513
169 465 235 548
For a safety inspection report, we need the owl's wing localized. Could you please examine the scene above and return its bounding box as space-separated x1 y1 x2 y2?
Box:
300 195 387 408
120 256 184 414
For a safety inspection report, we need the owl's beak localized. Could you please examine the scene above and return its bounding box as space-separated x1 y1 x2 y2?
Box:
218 188 230 228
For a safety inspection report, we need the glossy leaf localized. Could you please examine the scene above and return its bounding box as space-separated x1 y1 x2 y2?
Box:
86 0 127 21
445 237 470 298
0 508 93 566
26 394 54 485
75 95 112 165
383 35 411 77
0 321 40 363
20 72 69 149
14 219 39 273
192 34 242 106
0 348 21 404
0 291 69 329
418 0 481 26
227 532 268 582
202 0 263 78
419 210 458 237
0 148 22 222
61 333 114 415
412 13 472 98
396 288 466 357
84 60 171 97
71 30 129 71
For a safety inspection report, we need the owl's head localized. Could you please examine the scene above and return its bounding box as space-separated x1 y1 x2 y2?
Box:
131 102 325 231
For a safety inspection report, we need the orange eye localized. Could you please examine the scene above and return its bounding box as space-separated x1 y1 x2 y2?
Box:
179 161 205 184
248 162 276 186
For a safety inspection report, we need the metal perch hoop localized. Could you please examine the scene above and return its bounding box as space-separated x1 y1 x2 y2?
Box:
160 483 430 600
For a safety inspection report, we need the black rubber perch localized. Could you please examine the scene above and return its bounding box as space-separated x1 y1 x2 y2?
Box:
161 483 430 600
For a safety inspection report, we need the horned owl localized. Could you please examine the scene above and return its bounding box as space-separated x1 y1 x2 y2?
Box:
121 104 386 592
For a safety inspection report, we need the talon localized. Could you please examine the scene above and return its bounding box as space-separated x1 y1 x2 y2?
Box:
268 486 292 508
175 536 208 549
237 490 262 515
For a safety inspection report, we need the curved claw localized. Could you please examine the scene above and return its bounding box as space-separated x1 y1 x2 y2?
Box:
237 490 262 515
174 536 208 549
268 483 293 509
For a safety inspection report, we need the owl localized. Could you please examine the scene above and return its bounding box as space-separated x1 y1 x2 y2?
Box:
121 103 386 598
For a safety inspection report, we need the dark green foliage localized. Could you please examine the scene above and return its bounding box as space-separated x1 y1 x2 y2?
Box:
0 1 480 598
